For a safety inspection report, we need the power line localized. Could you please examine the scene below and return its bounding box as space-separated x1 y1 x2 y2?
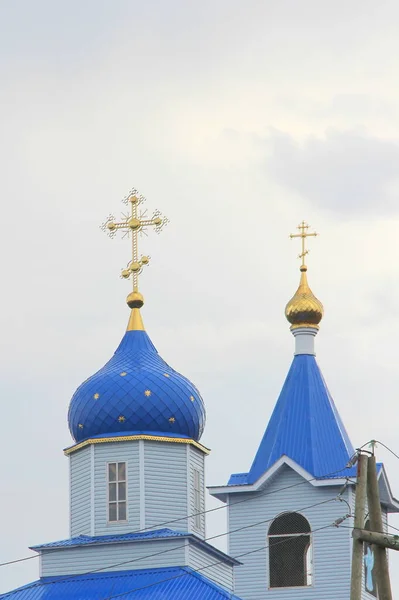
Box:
356 439 399 462
371 440 399 462
105 517 399 600
0 463 354 570
102 522 339 600
0 496 345 598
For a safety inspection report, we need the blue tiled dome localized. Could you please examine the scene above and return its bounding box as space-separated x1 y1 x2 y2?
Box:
68 327 206 443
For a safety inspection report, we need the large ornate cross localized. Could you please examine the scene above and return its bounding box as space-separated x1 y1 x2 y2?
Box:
290 221 318 266
101 188 168 294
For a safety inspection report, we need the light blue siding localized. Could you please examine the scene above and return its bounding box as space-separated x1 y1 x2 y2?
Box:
40 536 234 589
188 446 206 537
144 442 188 531
187 544 233 591
228 465 352 600
69 440 208 541
93 442 140 536
41 539 186 577
70 447 91 537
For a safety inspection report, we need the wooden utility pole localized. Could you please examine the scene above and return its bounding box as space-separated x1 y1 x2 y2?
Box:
351 452 394 600
353 529 399 551
350 453 368 600
367 454 393 600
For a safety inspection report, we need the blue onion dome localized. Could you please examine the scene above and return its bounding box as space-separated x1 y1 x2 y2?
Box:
68 292 206 443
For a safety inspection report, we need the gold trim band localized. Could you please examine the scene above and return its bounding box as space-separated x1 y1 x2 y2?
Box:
64 434 210 456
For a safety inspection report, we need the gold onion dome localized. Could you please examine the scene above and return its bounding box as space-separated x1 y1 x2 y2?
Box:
285 265 324 329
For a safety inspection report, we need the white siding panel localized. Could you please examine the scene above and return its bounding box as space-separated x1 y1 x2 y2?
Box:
187 543 233 591
228 465 353 600
69 440 208 548
41 539 186 577
188 446 206 537
144 442 188 531
70 447 91 537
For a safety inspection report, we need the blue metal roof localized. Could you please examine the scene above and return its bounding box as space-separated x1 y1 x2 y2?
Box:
68 329 206 443
31 528 187 550
0 567 243 599
30 529 240 567
231 354 355 485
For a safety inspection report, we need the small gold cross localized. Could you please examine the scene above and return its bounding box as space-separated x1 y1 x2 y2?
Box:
289 221 318 267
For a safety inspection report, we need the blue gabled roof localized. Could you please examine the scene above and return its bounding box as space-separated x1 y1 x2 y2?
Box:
233 354 355 485
31 528 187 550
0 567 243 599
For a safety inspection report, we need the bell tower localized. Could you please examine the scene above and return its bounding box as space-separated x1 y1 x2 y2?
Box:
209 222 399 599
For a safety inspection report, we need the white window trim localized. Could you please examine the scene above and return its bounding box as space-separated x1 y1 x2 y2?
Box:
106 461 128 524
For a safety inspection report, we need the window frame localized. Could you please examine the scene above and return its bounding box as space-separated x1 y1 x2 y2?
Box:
106 461 128 524
193 468 202 530
268 512 313 589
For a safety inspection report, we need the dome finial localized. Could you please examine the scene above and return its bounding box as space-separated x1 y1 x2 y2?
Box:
101 188 168 331
285 221 324 331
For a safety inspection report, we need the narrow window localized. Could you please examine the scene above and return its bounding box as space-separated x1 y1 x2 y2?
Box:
108 462 127 522
364 519 377 597
268 512 312 588
193 469 201 529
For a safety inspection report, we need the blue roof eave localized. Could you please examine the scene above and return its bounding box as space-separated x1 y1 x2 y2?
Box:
30 529 241 566
209 455 357 501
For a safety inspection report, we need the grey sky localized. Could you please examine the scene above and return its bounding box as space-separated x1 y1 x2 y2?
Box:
267 128 399 215
2 0 399 593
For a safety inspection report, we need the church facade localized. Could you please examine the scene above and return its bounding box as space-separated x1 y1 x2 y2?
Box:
1 200 397 599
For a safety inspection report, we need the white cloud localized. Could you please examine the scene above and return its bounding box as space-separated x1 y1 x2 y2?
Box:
267 128 399 216
3 0 399 594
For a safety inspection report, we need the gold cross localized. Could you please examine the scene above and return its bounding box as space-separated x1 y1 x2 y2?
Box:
289 221 318 266
101 188 168 294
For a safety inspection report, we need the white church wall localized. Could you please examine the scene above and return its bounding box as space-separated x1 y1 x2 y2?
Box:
187 543 234 591
70 446 91 537
144 441 189 531
69 439 207 540
188 445 206 537
40 536 234 590
40 539 186 577
228 465 352 600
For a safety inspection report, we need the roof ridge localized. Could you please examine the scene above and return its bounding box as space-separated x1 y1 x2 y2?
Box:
30 528 189 550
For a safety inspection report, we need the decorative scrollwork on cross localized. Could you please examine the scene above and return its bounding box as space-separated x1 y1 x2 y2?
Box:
101 188 168 293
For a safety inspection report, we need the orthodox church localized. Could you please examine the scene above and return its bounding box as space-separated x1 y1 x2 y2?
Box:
1 194 398 600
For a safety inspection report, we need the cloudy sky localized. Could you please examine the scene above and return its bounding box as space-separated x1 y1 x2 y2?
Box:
2 0 399 593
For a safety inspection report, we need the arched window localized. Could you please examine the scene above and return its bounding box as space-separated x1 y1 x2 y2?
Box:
268 512 312 588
